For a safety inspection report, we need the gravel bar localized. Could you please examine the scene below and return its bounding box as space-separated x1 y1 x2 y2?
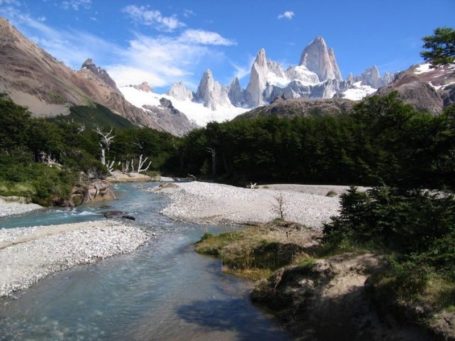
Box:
0 198 42 218
0 220 149 297
160 181 341 228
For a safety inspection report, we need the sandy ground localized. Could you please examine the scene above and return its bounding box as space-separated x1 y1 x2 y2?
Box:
259 184 368 196
0 220 148 297
159 182 342 228
107 171 153 183
0 198 42 218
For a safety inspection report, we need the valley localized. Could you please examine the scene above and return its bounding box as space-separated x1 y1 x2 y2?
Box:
0 2 454 340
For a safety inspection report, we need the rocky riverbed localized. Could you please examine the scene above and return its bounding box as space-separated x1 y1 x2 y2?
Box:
0 197 42 217
158 181 342 228
0 220 148 297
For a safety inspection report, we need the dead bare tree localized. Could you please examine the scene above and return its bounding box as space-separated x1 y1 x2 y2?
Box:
206 147 216 177
274 193 286 220
136 154 152 173
39 151 62 168
120 155 152 174
95 127 115 166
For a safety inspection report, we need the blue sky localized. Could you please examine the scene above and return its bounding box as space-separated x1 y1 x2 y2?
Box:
1 0 454 92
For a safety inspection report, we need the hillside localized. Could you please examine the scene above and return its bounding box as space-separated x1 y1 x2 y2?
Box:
237 97 354 120
0 18 194 136
377 63 455 114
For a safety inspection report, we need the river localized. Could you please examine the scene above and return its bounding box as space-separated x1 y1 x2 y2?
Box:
0 182 290 340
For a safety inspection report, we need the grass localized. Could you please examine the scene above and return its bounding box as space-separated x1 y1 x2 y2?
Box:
422 275 455 311
0 162 76 206
195 222 316 281
0 181 35 198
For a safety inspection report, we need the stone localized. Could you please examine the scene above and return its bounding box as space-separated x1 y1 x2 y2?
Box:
299 36 342 81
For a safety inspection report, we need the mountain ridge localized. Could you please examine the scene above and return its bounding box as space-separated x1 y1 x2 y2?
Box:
0 17 194 136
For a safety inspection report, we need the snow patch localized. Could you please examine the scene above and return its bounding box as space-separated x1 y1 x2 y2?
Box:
342 82 377 101
414 63 432 75
120 86 250 127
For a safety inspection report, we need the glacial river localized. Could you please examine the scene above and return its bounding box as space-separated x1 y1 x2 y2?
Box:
0 182 289 340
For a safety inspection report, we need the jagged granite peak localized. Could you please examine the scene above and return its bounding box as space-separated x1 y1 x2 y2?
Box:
81 58 117 89
228 77 245 107
255 48 267 67
246 48 272 107
196 69 214 101
168 81 193 101
299 36 342 81
359 66 381 88
354 66 395 89
196 69 230 110
382 72 396 85
131 81 152 92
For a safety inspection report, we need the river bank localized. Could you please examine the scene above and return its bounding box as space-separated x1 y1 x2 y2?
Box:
195 221 446 340
0 196 42 217
158 181 342 228
0 182 289 340
0 220 148 297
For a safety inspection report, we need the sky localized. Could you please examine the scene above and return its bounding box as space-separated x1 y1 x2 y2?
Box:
1 0 454 93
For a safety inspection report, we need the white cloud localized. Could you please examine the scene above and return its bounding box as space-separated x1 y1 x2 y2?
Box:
61 0 92 11
1 1 239 90
179 29 236 46
4 10 234 89
278 11 295 20
108 33 220 87
230 55 255 81
123 5 184 32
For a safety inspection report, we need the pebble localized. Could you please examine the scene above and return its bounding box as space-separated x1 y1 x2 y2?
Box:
161 181 341 229
0 220 148 297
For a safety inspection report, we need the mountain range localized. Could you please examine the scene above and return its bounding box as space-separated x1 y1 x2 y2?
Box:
1 16 454 136
121 36 396 126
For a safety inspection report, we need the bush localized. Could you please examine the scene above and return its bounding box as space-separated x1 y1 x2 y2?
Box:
323 186 455 310
323 187 455 255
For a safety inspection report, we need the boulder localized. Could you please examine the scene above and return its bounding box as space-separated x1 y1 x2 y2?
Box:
102 210 135 221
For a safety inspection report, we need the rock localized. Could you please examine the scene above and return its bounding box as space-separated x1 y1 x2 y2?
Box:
430 311 455 340
0 18 192 135
103 210 135 221
377 63 455 114
141 98 197 136
132 81 152 92
251 253 432 339
299 36 342 81
237 97 354 120
70 179 116 206
195 69 231 110
228 77 245 107
167 81 193 101
81 58 117 89
246 48 290 107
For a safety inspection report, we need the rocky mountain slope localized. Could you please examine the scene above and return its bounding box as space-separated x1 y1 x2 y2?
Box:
0 18 194 136
237 97 354 120
377 63 455 114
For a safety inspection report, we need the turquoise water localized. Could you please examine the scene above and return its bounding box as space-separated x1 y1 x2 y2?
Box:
0 183 289 340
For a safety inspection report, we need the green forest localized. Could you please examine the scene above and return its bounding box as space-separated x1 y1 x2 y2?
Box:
0 95 178 205
178 93 455 190
1 91 454 205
